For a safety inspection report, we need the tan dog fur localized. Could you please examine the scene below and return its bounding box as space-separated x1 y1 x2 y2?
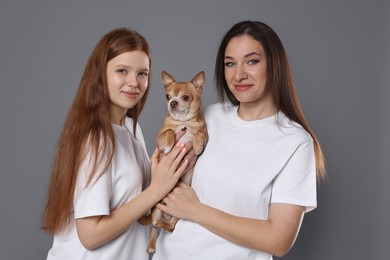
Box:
139 71 208 254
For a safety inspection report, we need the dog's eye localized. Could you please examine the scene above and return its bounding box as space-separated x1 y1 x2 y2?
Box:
166 94 171 100
182 95 190 101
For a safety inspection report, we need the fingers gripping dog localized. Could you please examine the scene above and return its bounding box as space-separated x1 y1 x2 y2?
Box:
139 71 208 254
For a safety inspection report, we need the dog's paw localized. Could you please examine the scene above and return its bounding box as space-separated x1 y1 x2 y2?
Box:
152 220 165 228
193 137 206 155
157 129 175 154
193 144 204 156
160 145 172 154
147 247 156 255
193 130 208 155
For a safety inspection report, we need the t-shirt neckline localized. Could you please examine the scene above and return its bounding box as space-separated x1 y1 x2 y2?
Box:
229 105 279 126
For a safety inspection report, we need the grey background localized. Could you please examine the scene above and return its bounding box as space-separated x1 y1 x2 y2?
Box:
0 1 389 259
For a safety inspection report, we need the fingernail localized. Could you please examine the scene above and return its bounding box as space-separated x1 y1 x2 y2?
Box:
176 142 182 147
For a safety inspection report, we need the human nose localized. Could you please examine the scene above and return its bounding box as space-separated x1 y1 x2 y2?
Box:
234 64 247 81
126 72 139 87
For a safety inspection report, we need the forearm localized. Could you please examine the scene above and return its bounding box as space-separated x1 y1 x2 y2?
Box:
193 203 275 253
76 186 161 250
191 203 304 257
77 143 190 250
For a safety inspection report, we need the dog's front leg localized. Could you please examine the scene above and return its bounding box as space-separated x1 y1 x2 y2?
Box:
157 129 176 154
193 129 208 155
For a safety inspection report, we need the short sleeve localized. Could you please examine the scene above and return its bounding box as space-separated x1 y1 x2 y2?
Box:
73 145 112 219
271 140 317 213
134 122 151 190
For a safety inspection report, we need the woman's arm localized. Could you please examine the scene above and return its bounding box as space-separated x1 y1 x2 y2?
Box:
156 182 305 257
76 143 189 250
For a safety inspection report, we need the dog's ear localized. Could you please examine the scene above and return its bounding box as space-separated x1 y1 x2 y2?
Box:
161 71 176 89
191 71 205 94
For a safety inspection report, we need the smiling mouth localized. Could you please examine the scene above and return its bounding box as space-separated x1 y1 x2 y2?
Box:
234 84 252 91
122 91 140 98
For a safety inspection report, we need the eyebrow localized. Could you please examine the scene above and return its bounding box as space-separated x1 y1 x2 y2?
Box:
224 52 261 59
115 64 149 71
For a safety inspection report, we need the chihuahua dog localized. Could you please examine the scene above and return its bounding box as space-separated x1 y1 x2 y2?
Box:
139 71 208 254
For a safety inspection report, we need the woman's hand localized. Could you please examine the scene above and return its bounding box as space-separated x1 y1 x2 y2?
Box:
157 185 305 256
149 142 189 199
181 142 197 174
173 128 198 174
75 147 189 250
155 181 201 221
75 130 195 250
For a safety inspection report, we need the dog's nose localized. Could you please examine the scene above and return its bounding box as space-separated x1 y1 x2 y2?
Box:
170 101 178 108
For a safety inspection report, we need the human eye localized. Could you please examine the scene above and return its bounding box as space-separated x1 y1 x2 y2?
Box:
116 69 127 75
248 59 259 65
137 71 149 78
224 61 235 67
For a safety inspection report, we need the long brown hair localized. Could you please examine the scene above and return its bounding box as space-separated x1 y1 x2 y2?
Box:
215 20 326 180
42 28 151 234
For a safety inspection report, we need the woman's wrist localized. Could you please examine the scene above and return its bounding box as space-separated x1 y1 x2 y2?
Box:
191 201 209 224
143 185 166 205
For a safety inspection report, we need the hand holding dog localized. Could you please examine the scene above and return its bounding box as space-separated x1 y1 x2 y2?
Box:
157 128 198 178
156 181 202 222
180 142 197 175
149 143 189 199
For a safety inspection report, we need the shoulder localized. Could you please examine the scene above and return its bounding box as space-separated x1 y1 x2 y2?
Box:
124 117 142 135
277 112 313 144
203 103 221 114
204 102 235 118
124 116 135 130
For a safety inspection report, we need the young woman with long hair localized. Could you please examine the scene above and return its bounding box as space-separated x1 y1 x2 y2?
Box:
42 28 190 259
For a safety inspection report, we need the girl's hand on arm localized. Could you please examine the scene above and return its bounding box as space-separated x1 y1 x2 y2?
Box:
76 142 189 250
148 143 190 198
157 184 305 257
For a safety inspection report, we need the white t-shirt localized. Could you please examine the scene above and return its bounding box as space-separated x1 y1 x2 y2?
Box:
154 103 317 260
47 117 151 260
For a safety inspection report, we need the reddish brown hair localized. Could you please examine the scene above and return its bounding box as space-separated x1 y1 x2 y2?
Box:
42 28 151 234
215 21 326 180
